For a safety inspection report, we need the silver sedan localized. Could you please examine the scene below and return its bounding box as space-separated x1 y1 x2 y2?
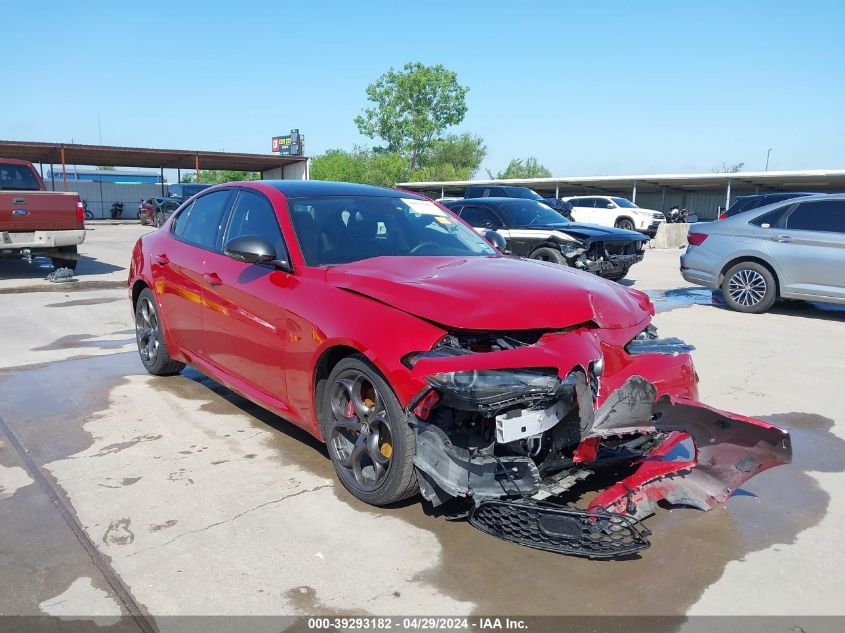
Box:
680 194 845 313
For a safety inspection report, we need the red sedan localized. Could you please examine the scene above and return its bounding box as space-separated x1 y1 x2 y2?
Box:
128 180 791 558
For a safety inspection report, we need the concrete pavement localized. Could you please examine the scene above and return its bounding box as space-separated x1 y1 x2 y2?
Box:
0 226 843 630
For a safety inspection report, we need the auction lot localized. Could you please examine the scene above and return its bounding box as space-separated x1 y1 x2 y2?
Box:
1 225 844 629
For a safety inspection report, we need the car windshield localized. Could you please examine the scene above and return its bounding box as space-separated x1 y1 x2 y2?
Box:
611 197 639 208
288 195 498 266
499 200 570 225
0 164 40 191
507 188 544 200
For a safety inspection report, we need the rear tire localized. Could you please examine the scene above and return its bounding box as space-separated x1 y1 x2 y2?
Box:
721 261 777 313
134 288 185 375
529 246 567 265
51 245 78 271
320 354 418 506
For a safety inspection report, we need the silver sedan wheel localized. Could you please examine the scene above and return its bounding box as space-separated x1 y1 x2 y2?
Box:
727 269 767 307
135 296 160 364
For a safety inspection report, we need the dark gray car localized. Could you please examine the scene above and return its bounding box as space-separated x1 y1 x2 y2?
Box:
681 194 845 313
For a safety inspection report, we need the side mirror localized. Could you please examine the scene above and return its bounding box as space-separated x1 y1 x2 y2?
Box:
482 229 507 250
606 203 615 208
224 235 292 271
760 223 771 229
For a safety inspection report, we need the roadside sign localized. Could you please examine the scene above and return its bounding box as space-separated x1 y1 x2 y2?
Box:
272 129 304 156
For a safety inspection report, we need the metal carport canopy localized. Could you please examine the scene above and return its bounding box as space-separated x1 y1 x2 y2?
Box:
0 140 306 172
398 169 845 194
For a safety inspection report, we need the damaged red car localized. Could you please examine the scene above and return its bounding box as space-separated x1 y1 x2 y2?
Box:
128 181 792 558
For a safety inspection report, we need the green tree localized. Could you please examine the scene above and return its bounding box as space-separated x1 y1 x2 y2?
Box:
487 157 552 179
354 62 469 172
181 170 259 184
412 133 486 181
310 147 408 187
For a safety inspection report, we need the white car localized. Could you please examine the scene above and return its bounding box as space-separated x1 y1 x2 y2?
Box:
563 196 666 236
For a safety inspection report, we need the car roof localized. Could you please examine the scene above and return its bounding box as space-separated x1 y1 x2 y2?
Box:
264 180 424 199
466 184 531 190
737 191 818 200
721 192 841 223
449 197 543 205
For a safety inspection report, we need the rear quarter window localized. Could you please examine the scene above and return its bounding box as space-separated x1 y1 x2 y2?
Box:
749 205 791 227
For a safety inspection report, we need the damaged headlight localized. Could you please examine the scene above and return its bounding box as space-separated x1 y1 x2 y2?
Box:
426 368 561 412
560 241 587 256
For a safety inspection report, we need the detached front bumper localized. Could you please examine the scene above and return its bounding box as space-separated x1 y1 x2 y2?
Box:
408 328 791 559
582 252 644 277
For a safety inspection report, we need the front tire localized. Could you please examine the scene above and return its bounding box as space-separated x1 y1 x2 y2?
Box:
615 218 636 231
722 261 777 313
320 355 418 506
134 288 185 375
529 246 567 265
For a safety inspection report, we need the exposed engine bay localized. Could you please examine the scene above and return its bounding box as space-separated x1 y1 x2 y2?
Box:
405 325 792 559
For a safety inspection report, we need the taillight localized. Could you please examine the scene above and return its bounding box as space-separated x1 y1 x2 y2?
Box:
76 200 85 222
718 213 727 220
687 232 708 246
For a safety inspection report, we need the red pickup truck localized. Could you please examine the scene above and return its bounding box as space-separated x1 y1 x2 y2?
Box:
0 159 86 269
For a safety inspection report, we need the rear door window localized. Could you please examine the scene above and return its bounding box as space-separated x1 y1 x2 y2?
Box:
178 190 233 250
786 201 845 233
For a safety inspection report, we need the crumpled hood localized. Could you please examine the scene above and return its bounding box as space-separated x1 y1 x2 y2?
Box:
326 256 652 330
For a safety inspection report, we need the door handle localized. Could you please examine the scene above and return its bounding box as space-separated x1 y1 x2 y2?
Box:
203 272 223 286
772 235 793 243
154 253 170 265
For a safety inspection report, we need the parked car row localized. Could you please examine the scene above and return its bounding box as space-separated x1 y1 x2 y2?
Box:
455 185 667 237
441 198 646 281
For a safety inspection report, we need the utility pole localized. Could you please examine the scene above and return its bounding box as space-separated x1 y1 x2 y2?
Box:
765 148 773 171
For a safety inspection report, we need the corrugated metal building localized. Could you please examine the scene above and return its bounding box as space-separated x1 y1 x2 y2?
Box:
398 170 845 220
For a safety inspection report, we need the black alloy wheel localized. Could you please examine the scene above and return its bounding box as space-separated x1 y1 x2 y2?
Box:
134 288 185 375
321 355 418 506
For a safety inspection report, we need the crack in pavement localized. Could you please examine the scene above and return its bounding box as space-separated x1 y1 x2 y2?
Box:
117 483 333 560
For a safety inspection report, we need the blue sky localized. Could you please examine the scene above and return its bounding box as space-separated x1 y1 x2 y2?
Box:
3 0 844 177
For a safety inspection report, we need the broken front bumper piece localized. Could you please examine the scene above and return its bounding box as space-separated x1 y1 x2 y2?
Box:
412 375 792 559
580 252 644 275
470 499 652 559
